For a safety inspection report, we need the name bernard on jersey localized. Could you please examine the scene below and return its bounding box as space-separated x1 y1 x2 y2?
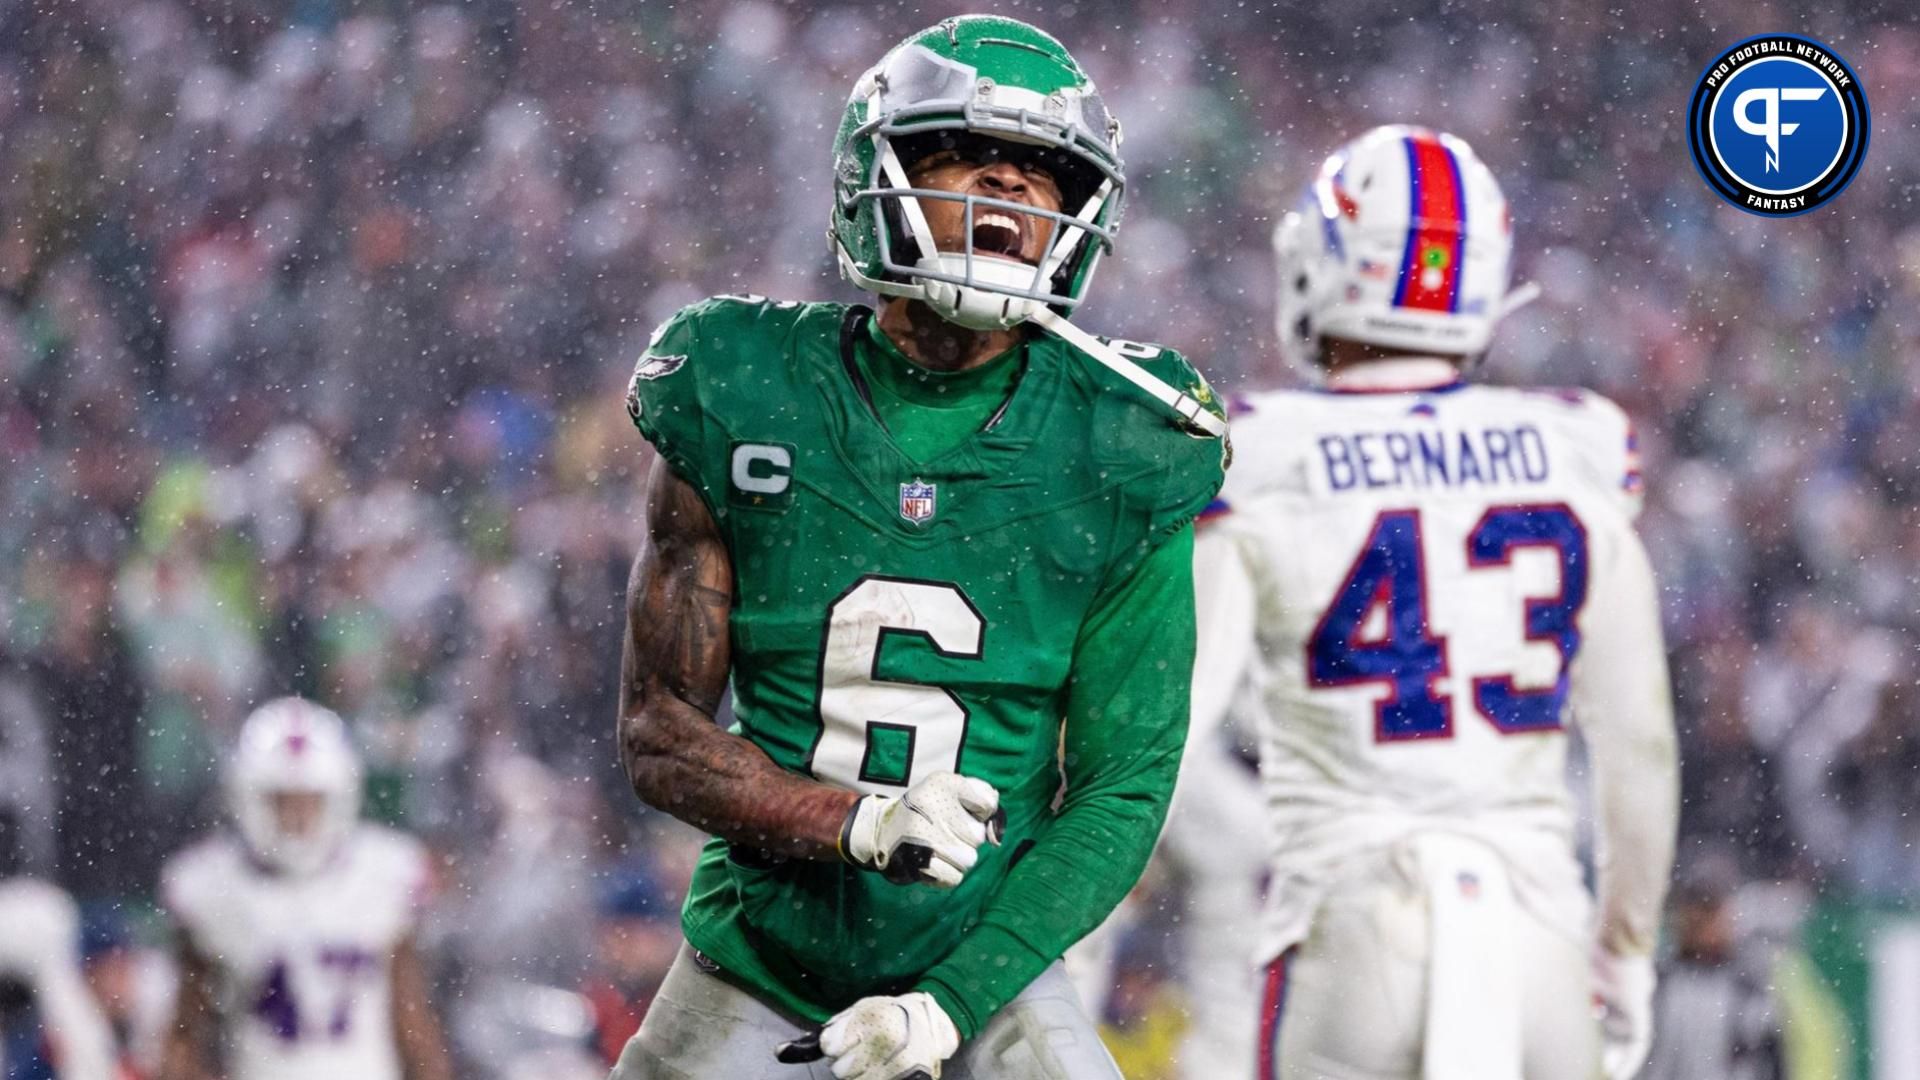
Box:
1319 423 1549 492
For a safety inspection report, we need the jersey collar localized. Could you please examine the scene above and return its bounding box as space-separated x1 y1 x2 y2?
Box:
1322 357 1465 394
861 317 1026 411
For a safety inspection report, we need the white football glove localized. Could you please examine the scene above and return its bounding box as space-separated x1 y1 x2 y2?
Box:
840 772 1003 888
1592 947 1657 1080
818 991 960 1080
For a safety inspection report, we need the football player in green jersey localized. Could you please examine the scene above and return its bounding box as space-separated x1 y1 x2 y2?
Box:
610 16 1227 1080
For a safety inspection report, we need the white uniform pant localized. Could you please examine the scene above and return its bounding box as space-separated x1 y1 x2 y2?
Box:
614 944 1122 1080
1259 835 1599 1080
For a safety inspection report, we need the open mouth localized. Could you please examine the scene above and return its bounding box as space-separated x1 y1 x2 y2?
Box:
971 211 1028 261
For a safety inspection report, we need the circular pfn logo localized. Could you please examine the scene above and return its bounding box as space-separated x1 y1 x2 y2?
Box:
1688 35 1869 217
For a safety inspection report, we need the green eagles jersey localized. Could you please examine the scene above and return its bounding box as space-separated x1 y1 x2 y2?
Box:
625 295 1225 1024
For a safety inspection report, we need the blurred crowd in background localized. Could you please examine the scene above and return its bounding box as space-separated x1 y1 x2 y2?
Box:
1 0 1918 1076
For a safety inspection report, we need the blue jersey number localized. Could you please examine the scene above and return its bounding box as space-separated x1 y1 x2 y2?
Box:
1466 503 1589 732
1307 504 1587 741
1306 510 1453 741
248 947 378 1043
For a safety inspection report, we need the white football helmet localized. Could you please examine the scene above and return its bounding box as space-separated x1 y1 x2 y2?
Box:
228 697 362 876
1273 125 1536 372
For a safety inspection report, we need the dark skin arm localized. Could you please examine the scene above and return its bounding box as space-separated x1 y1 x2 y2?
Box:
390 935 453 1080
618 456 857 858
157 929 220 1080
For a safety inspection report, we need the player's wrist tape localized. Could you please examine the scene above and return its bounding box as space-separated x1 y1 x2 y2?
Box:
839 794 879 867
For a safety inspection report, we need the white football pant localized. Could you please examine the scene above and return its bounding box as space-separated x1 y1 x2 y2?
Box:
615 944 1123 1079
1260 834 1599 1080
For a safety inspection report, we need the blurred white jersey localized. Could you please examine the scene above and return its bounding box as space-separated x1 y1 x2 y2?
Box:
1202 359 1671 968
0 879 118 1080
161 826 429 1080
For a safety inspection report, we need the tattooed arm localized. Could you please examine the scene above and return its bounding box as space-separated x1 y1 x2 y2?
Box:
619 457 857 859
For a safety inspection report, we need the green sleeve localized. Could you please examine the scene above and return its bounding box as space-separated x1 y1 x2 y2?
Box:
625 297 756 513
626 304 706 460
914 525 1196 1038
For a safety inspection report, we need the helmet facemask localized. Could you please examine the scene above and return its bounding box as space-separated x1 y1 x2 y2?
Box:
1272 195 1334 371
831 30 1126 330
229 698 363 877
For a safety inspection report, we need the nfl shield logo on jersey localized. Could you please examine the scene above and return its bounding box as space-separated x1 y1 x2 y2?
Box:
899 479 937 524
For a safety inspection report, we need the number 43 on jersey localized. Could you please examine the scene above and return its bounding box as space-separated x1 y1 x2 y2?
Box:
1307 503 1588 742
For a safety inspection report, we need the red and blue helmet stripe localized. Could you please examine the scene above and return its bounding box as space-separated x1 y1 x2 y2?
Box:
1391 131 1468 313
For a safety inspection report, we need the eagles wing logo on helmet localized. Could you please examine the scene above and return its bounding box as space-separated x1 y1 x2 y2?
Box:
828 16 1126 331
631 353 687 382
626 351 686 422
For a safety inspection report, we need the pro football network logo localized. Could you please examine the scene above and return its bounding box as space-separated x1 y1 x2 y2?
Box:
899 479 937 525
1687 34 1868 217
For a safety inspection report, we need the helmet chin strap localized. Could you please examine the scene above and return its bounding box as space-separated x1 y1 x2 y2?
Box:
1449 282 1538 376
869 133 1209 424
1497 281 1541 319
1031 308 1227 438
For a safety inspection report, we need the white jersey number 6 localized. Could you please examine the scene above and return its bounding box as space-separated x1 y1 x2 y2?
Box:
809 576 984 796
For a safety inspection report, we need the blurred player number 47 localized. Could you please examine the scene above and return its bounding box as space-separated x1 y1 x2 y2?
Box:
1687 33 1869 217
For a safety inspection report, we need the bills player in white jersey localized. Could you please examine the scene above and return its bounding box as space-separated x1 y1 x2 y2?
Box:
0 877 119 1079
1200 126 1679 1080
157 698 451 1080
